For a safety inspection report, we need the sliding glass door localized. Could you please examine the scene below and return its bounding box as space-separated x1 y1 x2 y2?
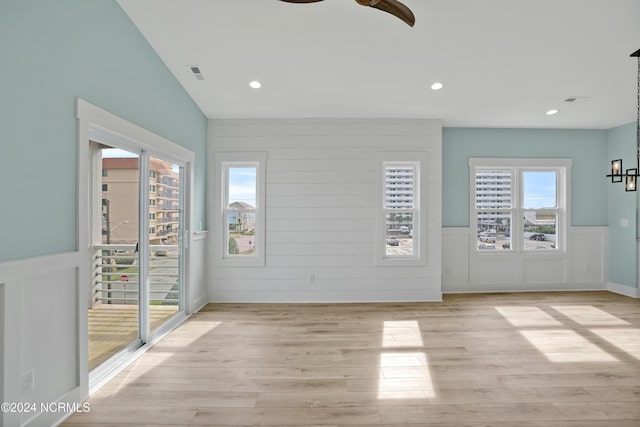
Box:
88 142 185 374
148 156 184 336
89 146 141 370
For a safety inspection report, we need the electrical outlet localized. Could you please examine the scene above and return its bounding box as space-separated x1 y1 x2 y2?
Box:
22 369 34 394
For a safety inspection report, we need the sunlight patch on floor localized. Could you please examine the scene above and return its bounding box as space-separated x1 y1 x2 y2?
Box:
591 328 640 360
519 329 618 362
551 306 630 326
495 306 562 327
379 321 435 399
105 351 176 393
382 320 425 347
158 320 223 348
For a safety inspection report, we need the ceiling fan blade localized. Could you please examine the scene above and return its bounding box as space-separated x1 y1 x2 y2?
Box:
278 0 325 3
369 0 415 27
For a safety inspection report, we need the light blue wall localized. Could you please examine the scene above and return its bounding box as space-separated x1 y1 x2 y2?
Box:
607 123 638 288
0 0 207 262
442 128 608 227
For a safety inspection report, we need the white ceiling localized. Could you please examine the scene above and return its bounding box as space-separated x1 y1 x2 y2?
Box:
118 0 640 129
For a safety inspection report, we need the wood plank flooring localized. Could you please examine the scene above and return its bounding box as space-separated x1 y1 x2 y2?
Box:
65 291 640 426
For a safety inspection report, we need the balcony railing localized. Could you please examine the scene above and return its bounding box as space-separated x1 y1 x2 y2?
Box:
154 229 178 237
157 217 178 224
157 203 179 211
91 244 180 308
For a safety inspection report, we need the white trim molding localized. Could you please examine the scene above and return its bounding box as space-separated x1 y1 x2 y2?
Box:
76 98 199 405
468 157 572 255
608 282 640 298
375 151 428 267
212 151 267 267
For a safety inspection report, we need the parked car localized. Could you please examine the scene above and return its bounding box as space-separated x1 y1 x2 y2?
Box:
386 236 400 246
529 233 545 241
479 233 496 243
399 226 410 234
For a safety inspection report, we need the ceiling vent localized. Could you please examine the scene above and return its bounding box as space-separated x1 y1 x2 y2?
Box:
564 96 590 103
190 66 204 80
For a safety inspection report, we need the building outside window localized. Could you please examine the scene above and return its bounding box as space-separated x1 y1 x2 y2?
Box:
101 156 180 244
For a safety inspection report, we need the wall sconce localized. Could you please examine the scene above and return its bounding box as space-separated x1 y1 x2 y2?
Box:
626 170 637 192
607 48 640 191
611 159 623 182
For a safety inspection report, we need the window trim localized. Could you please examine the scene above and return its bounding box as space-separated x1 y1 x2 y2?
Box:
376 151 428 266
469 158 572 254
214 152 266 267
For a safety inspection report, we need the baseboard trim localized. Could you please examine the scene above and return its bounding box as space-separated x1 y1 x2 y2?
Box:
443 282 606 294
191 294 209 313
608 282 640 298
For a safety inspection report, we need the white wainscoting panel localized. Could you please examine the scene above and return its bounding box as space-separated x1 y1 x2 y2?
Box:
441 228 469 286
189 231 209 313
0 252 83 427
208 119 443 302
443 227 608 293
470 255 520 288
523 256 567 285
570 227 608 284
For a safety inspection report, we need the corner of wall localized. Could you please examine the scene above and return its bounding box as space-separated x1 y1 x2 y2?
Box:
608 281 640 298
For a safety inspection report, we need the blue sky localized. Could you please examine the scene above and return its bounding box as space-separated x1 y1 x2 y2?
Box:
523 171 556 208
102 148 138 158
102 149 180 172
228 167 256 207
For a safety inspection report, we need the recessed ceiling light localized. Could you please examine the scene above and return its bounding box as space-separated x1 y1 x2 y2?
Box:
546 109 559 116
249 80 262 89
430 82 444 91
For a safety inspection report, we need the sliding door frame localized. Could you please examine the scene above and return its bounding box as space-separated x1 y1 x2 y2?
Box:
77 98 195 397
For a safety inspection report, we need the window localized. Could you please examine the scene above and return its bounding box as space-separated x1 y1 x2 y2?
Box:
102 183 108 191
376 152 427 265
215 152 266 266
150 184 156 192
225 166 257 257
470 158 571 253
150 171 157 179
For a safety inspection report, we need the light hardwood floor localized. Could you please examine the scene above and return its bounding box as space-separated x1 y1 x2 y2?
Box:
65 291 640 426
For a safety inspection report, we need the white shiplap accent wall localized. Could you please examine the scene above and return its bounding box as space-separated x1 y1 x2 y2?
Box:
208 119 442 302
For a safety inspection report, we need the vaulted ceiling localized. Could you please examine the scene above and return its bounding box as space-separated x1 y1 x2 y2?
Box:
118 0 640 129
